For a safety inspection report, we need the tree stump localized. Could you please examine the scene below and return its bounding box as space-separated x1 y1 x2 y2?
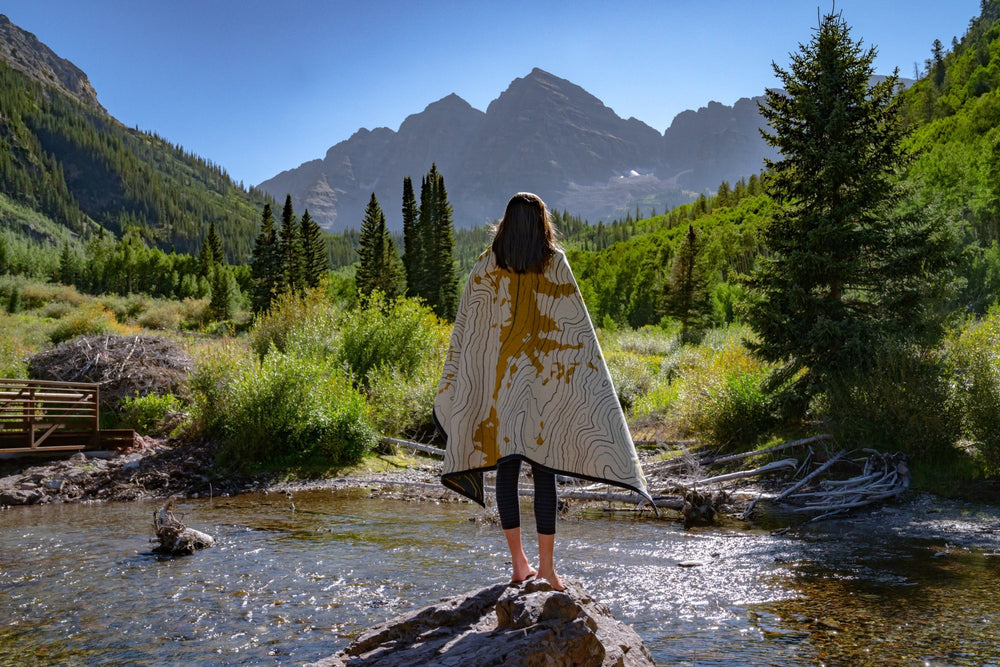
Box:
152 498 214 555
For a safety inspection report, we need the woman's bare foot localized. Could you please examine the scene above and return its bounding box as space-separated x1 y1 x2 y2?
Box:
511 563 537 583
536 568 565 591
505 527 537 583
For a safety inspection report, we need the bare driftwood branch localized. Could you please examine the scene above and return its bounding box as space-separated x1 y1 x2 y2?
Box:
644 433 832 475
693 458 798 486
773 450 847 502
779 451 910 522
381 437 445 457
701 435 832 468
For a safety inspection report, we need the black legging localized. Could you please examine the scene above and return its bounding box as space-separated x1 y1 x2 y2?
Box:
495 458 557 535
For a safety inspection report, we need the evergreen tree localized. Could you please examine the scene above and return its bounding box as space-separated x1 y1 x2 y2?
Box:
278 195 303 294
431 169 459 318
416 171 435 299
746 11 955 405
663 225 713 341
356 193 404 298
401 176 421 296
931 38 946 87
299 209 328 289
206 221 224 265
411 164 459 318
250 203 280 312
209 264 239 321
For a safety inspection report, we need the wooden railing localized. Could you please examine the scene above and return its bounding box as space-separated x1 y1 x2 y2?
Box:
0 379 134 454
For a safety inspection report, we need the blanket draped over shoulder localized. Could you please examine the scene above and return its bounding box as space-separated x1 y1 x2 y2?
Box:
434 248 650 506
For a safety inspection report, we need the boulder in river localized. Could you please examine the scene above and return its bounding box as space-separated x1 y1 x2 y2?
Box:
307 578 654 666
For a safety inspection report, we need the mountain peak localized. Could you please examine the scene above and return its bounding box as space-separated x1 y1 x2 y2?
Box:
0 15 104 111
261 68 775 232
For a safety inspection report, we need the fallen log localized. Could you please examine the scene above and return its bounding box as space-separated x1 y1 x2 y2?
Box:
644 433 832 475
692 458 798 486
152 498 214 555
380 437 446 457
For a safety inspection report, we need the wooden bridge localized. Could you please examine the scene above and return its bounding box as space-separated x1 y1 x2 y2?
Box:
0 378 135 455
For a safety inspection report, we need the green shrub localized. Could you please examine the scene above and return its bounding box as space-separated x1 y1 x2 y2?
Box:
945 310 1000 472
118 393 182 434
188 339 254 437
218 352 377 468
606 349 657 413
39 301 73 319
248 289 332 358
0 333 28 378
673 333 774 450
365 364 438 438
138 302 184 330
608 325 681 357
337 292 447 388
15 281 86 311
822 344 958 463
180 297 212 330
49 303 128 344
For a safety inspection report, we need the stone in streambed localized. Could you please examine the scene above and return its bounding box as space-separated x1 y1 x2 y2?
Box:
307 578 654 666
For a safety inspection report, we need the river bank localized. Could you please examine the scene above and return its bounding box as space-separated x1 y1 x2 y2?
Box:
0 436 446 507
2 437 999 554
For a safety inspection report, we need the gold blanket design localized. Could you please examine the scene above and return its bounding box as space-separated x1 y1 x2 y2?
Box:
434 249 650 506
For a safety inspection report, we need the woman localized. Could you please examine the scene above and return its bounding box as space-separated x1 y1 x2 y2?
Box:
434 192 650 591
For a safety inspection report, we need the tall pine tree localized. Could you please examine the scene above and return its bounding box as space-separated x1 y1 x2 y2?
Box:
401 176 421 296
746 11 955 404
663 224 713 342
356 193 405 299
300 209 328 289
278 194 304 295
409 164 459 318
250 202 281 312
431 169 459 319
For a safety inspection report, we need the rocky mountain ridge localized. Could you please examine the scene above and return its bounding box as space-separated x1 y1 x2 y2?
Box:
261 68 778 231
0 14 103 112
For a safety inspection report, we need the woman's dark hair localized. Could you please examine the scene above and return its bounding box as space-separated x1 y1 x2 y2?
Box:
491 192 558 273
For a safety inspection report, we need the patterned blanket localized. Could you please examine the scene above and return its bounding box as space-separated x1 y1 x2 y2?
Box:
434 248 650 506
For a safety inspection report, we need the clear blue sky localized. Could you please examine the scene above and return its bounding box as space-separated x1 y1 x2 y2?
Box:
2 1 983 187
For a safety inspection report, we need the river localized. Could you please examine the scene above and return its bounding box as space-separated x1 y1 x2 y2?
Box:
1 489 998 665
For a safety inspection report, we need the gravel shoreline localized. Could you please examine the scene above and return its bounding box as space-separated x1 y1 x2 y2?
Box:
0 437 448 507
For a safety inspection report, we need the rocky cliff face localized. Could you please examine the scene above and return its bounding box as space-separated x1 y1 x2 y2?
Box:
260 68 774 232
663 96 779 191
0 14 104 112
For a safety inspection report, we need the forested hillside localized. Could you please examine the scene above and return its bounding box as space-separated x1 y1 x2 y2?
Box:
902 0 1000 313
0 60 268 262
555 0 1000 331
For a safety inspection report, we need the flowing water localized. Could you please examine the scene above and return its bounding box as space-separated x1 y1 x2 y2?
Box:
1 489 998 666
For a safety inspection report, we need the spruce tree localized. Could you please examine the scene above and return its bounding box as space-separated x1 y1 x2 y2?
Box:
357 193 388 297
380 223 406 300
746 11 955 404
663 225 713 342
431 168 459 319
401 176 421 296
300 209 328 289
209 264 239 321
416 172 435 300
206 221 224 265
278 195 303 294
250 202 280 312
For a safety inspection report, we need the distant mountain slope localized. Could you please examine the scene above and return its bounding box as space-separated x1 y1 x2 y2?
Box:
260 68 779 232
0 15 267 262
0 14 102 112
